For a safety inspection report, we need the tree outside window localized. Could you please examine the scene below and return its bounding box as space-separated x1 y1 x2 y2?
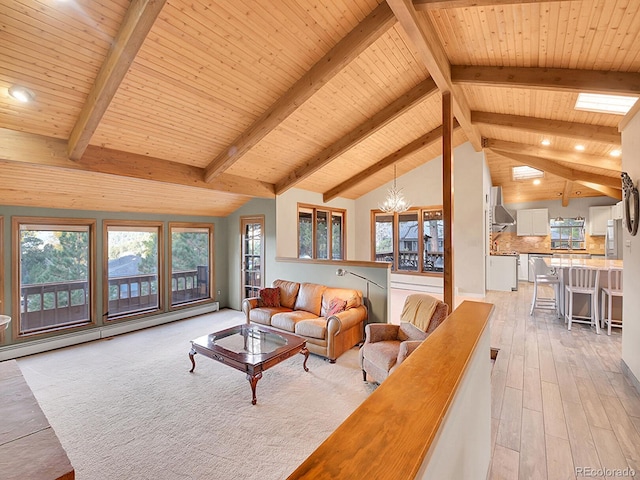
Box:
297 205 345 260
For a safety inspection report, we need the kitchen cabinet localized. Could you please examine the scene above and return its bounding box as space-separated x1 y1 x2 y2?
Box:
517 208 548 236
518 254 528 281
612 201 623 220
487 255 518 291
588 205 612 236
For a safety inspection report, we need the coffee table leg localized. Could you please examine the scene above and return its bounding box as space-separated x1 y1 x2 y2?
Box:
301 347 309 372
189 348 197 373
247 372 263 405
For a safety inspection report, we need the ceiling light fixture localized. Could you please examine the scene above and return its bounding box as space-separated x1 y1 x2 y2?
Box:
610 149 622 157
8 85 35 103
541 139 551 146
379 165 410 214
575 93 638 115
575 144 585 151
533 179 541 185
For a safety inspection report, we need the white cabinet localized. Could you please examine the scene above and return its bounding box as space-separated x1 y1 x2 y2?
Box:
487 255 518 291
518 254 528 281
612 201 623 220
588 205 612 236
517 208 548 236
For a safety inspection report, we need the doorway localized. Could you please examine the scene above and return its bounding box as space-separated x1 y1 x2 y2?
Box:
240 216 264 300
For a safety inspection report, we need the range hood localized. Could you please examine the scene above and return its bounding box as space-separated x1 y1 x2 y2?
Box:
490 187 516 227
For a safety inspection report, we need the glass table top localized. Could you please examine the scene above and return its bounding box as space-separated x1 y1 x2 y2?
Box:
206 325 288 355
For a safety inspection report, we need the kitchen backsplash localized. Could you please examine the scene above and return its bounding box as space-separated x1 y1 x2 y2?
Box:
491 232 605 255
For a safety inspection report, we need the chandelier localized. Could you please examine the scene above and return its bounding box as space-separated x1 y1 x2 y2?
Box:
379 165 411 213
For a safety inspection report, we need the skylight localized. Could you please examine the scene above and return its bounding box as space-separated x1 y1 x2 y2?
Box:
575 93 638 115
512 166 544 181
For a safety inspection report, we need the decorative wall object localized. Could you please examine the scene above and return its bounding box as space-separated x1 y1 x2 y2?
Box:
622 172 639 236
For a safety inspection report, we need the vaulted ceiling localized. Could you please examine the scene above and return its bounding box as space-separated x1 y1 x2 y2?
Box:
1 0 637 216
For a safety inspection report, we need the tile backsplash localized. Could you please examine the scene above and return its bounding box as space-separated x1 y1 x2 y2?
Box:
491 232 605 255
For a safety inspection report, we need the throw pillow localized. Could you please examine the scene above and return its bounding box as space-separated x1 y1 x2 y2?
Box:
258 287 280 308
327 297 347 316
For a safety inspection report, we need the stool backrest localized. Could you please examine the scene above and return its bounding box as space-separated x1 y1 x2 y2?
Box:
532 257 556 277
608 268 623 292
568 266 599 290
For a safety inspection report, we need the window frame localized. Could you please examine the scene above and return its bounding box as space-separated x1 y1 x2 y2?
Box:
12 216 97 339
297 203 346 260
550 218 586 250
371 206 444 276
103 220 164 322
168 222 215 310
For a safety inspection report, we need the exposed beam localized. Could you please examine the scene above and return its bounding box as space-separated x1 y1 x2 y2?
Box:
561 181 572 207
452 66 640 96
386 0 482 150
490 149 622 189
575 181 622 200
203 3 396 182
323 122 460 202
473 112 621 144
484 139 622 172
68 0 166 160
275 78 438 194
414 0 566 9
442 91 454 311
1 129 274 198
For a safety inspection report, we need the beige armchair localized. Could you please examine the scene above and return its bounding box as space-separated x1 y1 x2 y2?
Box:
359 294 449 383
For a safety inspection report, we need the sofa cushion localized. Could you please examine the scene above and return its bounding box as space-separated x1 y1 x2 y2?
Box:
294 283 326 316
273 279 300 310
295 319 327 340
397 322 429 342
250 307 291 326
363 340 401 371
258 287 280 307
321 288 361 316
271 310 318 333
327 297 347 316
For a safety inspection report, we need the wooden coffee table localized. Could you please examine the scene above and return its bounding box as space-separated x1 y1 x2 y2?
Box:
189 324 309 405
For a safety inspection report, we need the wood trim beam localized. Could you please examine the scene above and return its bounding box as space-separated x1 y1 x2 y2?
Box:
1 129 274 198
203 3 396 182
414 0 566 9
275 78 438 194
561 181 572 207
323 122 460 202
442 91 454 311
68 0 166 160
386 0 482 150
490 149 622 189
452 66 640 96
484 139 621 172
473 111 621 144
575 181 622 200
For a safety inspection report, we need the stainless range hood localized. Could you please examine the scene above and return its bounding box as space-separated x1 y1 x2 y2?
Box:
490 186 516 228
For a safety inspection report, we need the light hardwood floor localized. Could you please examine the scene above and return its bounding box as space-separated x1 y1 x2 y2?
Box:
487 282 640 480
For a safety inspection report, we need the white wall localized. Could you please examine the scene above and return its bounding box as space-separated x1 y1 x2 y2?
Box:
621 111 640 388
354 142 489 297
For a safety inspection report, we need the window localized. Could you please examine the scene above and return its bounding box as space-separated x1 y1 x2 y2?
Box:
373 208 444 274
550 218 585 250
297 205 345 260
105 222 162 320
170 224 213 308
14 218 95 336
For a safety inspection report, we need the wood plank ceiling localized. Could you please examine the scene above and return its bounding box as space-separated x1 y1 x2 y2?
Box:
1 0 638 216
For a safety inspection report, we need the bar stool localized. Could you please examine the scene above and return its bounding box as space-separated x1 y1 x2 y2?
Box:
600 268 623 335
530 257 560 316
565 266 600 334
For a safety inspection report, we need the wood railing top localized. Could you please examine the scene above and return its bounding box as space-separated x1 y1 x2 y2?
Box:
288 300 494 479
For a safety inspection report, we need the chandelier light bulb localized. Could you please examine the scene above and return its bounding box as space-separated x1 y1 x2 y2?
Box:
379 165 411 213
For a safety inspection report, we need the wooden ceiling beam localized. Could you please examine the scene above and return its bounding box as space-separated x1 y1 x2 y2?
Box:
575 181 622 200
473 112 621 144
490 149 622 189
68 0 166 160
561 181 572 207
1 129 274 198
484 139 622 172
203 3 396 183
452 66 640 96
386 0 482 150
323 122 460 202
275 78 438 195
414 0 566 9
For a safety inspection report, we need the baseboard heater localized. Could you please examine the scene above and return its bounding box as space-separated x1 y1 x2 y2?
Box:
0 302 219 362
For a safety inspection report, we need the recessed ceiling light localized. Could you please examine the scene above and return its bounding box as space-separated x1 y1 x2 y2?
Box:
575 144 585 151
610 149 621 157
575 93 638 115
541 139 551 146
533 179 541 185
8 85 35 103
575 191 582 195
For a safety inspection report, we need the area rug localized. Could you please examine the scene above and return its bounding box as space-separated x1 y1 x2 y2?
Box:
18 309 376 480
